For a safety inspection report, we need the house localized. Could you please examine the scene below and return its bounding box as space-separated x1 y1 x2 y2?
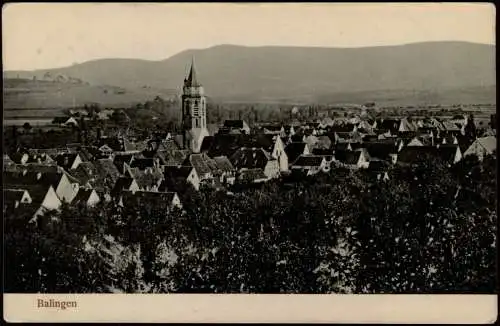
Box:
290 155 329 175
4 184 61 220
163 165 201 191
463 136 496 161
113 154 135 174
222 120 251 134
376 119 400 134
52 116 79 127
262 125 285 137
117 190 182 210
237 168 269 184
71 159 121 193
269 136 288 172
365 159 391 181
3 171 80 203
284 142 311 167
72 188 100 207
334 149 370 169
364 141 399 164
54 153 83 170
26 152 56 165
156 149 190 167
98 136 141 154
213 156 236 185
200 134 248 158
129 157 161 171
3 188 32 211
397 145 462 166
230 147 280 179
125 167 164 192
111 177 140 197
398 118 418 132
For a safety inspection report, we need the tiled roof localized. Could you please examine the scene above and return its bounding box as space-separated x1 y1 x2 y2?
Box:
129 158 156 170
398 145 459 164
213 156 235 173
223 120 246 129
3 171 64 189
364 142 398 160
230 147 273 170
156 150 190 166
113 154 134 172
4 189 28 205
127 167 163 190
237 168 268 183
54 153 79 170
292 155 325 167
334 150 362 165
72 189 97 205
187 153 219 176
112 177 136 195
476 136 496 153
4 184 52 205
119 190 179 208
285 142 308 164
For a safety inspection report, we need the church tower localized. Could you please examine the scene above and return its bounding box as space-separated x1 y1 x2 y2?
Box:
182 57 209 153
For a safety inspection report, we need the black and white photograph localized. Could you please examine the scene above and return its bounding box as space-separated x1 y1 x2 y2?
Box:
2 2 496 303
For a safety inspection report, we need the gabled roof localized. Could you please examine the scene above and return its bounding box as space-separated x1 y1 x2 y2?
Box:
213 156 235 173
285 142 308 164
157 140 180 152
113 154 134 172
238 168 268 183
72 188 98 205
377 119 400 132
201 134 247 158
156 149 190 166
398 145 459 164
94 158 121 182
334 150 362 165
119 190 179 208
54 153 79 170
3 171 66 189
112 177 136 195
366 159 391 172
475 136 496 153
223 120 248 129
4 189 29 206
187 153 219 176
312 148 334 156
364 141 398 160
129 158 156 170
4 184 53 206
164 165 193 180
292 155 325 167
127 167 163 190
230 147 273 170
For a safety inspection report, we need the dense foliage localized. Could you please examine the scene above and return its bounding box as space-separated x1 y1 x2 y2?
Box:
4 153 497 293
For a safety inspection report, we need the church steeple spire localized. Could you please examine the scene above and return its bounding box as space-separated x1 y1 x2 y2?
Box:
185 56 200 87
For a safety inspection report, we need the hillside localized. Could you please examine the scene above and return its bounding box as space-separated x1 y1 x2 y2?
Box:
4 41 496 104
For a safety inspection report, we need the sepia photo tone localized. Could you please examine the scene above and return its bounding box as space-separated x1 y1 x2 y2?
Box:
2 3 497 299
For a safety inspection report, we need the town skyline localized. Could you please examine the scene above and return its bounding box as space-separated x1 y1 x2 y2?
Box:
3 3 495 71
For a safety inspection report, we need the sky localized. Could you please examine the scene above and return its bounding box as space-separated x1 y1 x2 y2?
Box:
2 3 495 71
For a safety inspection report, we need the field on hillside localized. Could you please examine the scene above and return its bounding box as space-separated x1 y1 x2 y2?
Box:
3 78 178 110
